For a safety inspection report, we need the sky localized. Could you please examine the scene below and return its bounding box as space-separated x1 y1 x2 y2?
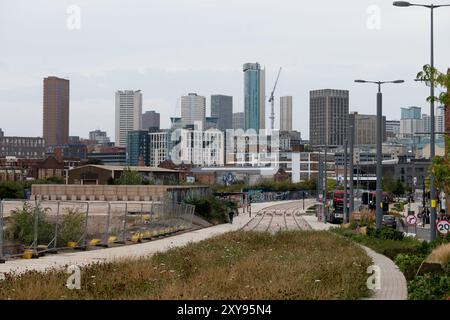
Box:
0 0 449 140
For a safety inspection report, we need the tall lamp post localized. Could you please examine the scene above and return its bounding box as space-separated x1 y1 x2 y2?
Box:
393 1 450 240
355 80 405 229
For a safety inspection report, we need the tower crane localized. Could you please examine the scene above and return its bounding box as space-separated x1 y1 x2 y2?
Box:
268 67 282 130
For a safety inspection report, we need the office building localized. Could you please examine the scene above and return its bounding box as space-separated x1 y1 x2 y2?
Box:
211 95 233 132
115 90 142 148
181 93 206 130
349 112 386 146
43 76 70 147
87 146 126 166
142 110 160 131
232 112 245 130
89 130 111 145
423 106 445 135
126 130 150 166
309 89 349 146
280 96 293 132
386 120 400 139
401 106 422 120
243 63 265 131
0 129 46 158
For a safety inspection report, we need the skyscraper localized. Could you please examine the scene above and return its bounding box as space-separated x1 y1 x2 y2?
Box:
211 95 233 131
309 89 349 146
115 90 142 147
349 112 386 146
401 106 422 120
181 93 206 130
243 63 265 131
400 106 423 138
232 112 245 130
43 76 70 147
142 110 160 131
280 96 293 132
126 130 150 166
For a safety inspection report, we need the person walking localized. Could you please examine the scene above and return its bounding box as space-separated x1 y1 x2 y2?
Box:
228 209 235 224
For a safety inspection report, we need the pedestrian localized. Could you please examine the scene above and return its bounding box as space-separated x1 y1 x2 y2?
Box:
228 209 235 224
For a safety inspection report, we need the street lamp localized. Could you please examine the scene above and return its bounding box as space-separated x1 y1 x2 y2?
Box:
354 80 405 229
393 1 450 240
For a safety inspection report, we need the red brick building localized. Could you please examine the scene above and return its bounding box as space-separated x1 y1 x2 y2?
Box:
43 76 70 147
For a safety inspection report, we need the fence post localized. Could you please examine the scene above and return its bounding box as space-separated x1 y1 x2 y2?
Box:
82 202 90 249
0 200 5 263
53 201 60 250
33 199 39 256
121 202 128 244
102 202 111 247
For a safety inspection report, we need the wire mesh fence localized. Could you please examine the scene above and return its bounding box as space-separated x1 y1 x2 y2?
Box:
0 198 195 262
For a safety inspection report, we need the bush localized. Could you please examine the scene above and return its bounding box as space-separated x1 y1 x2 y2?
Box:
408 273 450 300
184 196 236 225
57 209 86 246
395 253 426 281
367 226 405 241
6 203 54 245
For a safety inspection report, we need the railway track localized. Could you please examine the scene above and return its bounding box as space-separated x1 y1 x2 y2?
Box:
242 200 314 233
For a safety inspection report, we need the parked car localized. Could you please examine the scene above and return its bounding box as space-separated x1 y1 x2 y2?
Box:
382 215 397 229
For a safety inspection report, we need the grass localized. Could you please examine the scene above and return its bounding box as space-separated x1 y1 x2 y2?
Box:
332 228 425 260
426 243 450 267
0 230 372 300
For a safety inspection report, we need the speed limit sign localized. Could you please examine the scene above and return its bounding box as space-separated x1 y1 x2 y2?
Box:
436 220 450 236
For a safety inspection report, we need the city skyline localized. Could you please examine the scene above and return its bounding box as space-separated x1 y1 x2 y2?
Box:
1 1 449 139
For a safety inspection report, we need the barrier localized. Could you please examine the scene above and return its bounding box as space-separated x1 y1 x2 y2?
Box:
0 198 195 262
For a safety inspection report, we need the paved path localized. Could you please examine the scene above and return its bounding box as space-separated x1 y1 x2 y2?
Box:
0 200 289 275
283 200 408 300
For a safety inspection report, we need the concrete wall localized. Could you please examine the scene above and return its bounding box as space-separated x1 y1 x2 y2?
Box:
31 184 210 202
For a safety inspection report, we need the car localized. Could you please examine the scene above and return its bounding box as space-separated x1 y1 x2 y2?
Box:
382 215 397 229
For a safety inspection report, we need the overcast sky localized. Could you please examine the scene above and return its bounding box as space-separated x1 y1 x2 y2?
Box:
0 0 449 140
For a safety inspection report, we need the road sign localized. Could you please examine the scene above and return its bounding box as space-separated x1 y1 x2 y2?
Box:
436 220 450 236
406 215 417 225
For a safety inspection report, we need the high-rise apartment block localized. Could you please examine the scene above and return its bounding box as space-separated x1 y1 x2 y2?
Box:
43 76 70 147
115 90 142 147
309 89 349 146
142 110 160 131
181 93 206 130
280 96 293 132
211 95 233 131
243 63 265 131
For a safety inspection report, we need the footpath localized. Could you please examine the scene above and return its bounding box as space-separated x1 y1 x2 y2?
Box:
0 201 281 275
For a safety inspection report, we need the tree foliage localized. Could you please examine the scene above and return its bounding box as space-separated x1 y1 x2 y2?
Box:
115 167 143 185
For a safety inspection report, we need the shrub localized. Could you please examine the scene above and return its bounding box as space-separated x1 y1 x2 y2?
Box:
367 226 404 241
408 273 450 300
57 208 86 246
6 202 54 245
395 253 426 281
184 195 235 225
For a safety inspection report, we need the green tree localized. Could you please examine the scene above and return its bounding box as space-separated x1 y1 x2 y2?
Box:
115 167 143 185
417 65 450 214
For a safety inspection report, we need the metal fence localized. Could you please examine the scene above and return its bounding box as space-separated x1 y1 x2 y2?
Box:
0 198 195 262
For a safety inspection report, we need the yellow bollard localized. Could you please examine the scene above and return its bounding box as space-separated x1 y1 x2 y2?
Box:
108 236 117 244
22 249 34 259
67 241 78 248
